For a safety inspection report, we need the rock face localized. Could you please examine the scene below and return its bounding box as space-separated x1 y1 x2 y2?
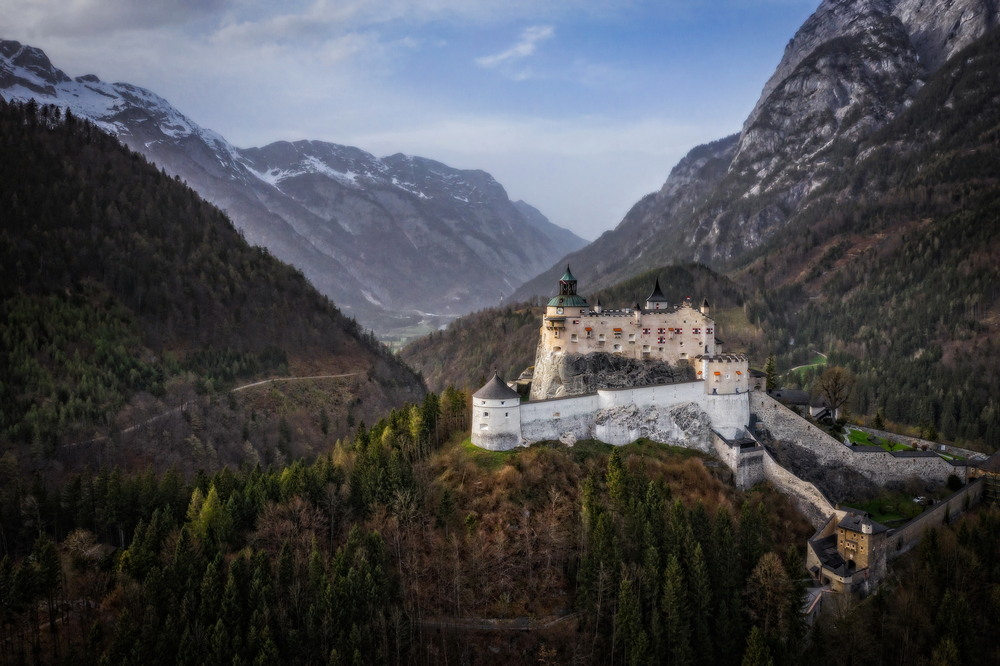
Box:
512 0 1000 300
530 348 696 400
0 39 586 333
593 402 714 452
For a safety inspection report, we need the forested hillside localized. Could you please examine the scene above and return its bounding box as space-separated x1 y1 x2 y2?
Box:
403 264 768 392
0 99 423 477
737 26 1000 447
0 384 822 664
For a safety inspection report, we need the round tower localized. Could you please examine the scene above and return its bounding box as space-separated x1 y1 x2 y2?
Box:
471 372 522 451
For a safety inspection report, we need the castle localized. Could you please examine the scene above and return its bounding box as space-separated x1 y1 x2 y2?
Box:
471 268 752 451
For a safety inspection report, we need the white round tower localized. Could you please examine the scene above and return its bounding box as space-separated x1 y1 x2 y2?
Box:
471 372 522 451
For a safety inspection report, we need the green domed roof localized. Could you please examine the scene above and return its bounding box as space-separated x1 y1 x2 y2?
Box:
548 294 589 307
559 266 577 282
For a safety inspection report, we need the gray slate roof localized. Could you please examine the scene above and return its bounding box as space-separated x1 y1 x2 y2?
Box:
473 372 520 401
838 513 888 535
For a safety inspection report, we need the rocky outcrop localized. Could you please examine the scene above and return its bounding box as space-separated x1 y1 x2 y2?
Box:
511 0 1000 300
529 349 696 400
593 402 713 451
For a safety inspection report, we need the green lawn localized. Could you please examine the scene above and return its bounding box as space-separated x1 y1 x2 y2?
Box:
842 492 926 526
847 428 912 452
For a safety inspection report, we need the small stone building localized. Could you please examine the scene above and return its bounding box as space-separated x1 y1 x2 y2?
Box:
807 511 888 595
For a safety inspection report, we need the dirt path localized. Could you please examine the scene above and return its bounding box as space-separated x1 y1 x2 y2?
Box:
63 373 358 448
788 351 828 373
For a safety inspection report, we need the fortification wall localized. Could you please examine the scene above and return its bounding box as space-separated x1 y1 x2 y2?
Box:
754 394 964 488
761 448 836 528
853 425 988 462
520 394 599 444
886 479 985 558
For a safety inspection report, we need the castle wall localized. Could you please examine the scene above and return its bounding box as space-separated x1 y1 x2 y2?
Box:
753 394 966 488
520 394 600 444
517 381 751 447
886 478 984 559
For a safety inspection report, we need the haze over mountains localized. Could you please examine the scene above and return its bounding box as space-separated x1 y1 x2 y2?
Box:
0 39 585 334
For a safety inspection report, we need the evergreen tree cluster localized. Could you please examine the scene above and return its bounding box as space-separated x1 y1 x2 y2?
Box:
0 97 423 460
575 449 806 665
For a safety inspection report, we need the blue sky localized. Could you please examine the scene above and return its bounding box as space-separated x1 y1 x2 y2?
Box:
2 0 819 240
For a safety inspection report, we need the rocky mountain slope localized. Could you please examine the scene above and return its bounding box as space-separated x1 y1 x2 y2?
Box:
0 39 585 333
513 0 999 299
456 1 1000 448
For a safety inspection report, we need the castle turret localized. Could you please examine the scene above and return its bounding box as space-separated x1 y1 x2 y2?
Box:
701 298 710 317
645 278 669 310
544 266 588 343
471 372 522 451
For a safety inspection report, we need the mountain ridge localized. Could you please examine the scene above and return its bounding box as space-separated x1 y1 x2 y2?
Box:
0 39 587 333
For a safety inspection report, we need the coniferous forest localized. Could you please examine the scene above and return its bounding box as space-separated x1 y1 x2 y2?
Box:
2 27 1000 665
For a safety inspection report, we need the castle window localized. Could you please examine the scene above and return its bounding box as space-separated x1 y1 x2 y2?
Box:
483 411 488 417
657 336 665 344
693 327 701 334
707 328 713 334
676 328 684 334
642 328 650 335
554 330 560 338
598 334 605 342
643 345 650 352
613 344 622 352
658 328 665 335
571 333 578 342
628 333 636 342
480 423 488 430
505 412 509 417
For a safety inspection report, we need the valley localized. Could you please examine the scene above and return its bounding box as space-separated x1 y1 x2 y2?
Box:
1 0 999 663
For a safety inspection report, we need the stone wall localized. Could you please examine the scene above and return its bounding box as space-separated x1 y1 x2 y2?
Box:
517 382 752 446
886 478 985 559
761 447 836 528
853 425 988 462
520 394 599 445
754 394 965 489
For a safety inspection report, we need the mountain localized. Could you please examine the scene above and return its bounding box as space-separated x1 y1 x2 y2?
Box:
493 1 1000 448
0 97 424 476
513 0 1000 299
0 39 586 334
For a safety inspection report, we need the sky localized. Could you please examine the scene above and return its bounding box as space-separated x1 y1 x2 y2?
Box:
2 0 819 241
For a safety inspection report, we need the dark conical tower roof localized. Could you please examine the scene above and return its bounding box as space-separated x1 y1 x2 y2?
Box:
646 278 668 303
560 265 576 283
473 372 520 400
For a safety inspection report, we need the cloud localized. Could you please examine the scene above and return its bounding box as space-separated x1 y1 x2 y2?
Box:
0 0 230 37
476 25 554 69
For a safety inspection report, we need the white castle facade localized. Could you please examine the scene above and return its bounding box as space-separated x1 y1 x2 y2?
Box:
472 268 752 451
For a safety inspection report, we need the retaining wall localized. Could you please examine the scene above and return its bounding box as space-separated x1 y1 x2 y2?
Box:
754 395 965 488
886 479 985 559
853 425 987 462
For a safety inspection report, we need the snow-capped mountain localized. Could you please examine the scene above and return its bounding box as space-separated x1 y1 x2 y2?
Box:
0 39 586 332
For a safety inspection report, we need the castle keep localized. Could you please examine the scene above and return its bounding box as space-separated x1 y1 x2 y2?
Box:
472 268 751 451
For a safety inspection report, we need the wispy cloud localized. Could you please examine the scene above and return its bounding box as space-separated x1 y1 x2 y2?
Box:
476 25 554 69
